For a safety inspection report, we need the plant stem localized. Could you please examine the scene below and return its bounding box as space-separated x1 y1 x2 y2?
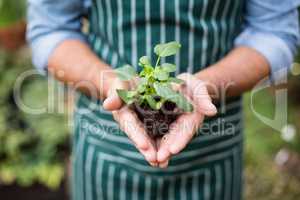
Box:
155 56 161 68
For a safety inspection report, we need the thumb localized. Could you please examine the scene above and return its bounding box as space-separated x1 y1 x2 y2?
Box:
103 88 123 111
197 98 217 116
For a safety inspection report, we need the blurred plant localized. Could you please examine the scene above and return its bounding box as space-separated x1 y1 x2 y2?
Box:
0 0 26 27
0 0 27 51
244 75 300 200
0 49 70 190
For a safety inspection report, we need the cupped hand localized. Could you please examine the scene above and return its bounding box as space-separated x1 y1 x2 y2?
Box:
156 73 217 168
102 76 158 166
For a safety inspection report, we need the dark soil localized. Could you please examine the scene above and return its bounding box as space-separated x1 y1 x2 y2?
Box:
0 182 68 200
132 100 182 138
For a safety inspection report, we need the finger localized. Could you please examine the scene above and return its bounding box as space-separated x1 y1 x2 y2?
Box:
150 162 158 167
168 113 203 155
157 99 202 162
155 137 161 150
112 107 149 150
112 107 157 163
178 73 217 116
156 132 171 166
152 138 163 167
103 92 123 111
157 134 173 163
140 147 157 164
192 81 217 116
159 160 169 168
103 79 128 111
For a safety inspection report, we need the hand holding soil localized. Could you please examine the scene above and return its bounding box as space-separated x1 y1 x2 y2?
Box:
102 74 158 167
105 42 217 168
156 73 217 167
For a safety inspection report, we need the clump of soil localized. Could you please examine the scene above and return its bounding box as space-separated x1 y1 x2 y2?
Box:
132 99 182 138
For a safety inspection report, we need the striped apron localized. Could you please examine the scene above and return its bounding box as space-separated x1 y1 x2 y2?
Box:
72 0 244 199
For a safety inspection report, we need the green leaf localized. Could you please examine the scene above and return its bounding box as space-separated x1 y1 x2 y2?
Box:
168 77 184 84
139 56 151 66
116 89 136 104
137 84 147 93
154 41 181 57
145 95 158 110
115 65 137 81
138 77 149 93
153 83 193 112
161 63 176 72
155 101 163 110
139 77 147 85
172 93 194 112
139 65 153 77
153 67 169 81
153 82 177 99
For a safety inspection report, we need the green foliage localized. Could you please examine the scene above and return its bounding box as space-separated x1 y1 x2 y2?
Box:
153 83 193 112
154 41 181 57
116 89 136 104
115 41 193 112
0 0 26 27
244 87 300 200
115 64 137 81
0 50 69 190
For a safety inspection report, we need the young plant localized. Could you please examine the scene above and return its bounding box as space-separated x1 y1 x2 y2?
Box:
115 41 193 137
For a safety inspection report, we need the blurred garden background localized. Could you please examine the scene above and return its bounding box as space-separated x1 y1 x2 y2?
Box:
0 0 300 199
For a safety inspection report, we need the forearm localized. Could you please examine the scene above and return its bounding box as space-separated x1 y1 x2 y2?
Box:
48 40 116 99
195 46 270 99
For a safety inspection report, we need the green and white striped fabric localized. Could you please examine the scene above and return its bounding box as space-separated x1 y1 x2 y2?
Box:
72 0 245 199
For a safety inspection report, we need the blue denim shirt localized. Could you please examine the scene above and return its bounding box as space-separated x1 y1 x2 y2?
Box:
27 0 300 81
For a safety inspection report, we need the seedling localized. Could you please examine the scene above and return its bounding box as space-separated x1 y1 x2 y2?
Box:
115 41 193 137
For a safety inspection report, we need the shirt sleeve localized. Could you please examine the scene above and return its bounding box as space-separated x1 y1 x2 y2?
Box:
235 0 300 83
26 0 91 74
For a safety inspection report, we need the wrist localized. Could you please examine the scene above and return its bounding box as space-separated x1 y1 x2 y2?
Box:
195 66 222 100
